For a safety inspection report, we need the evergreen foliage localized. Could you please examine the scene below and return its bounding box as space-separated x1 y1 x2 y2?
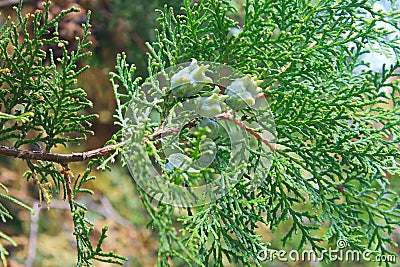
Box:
111 0 400 266
0 0 399 266
0 1 125 265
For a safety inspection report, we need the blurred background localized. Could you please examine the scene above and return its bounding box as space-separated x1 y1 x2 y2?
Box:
0 0 398 266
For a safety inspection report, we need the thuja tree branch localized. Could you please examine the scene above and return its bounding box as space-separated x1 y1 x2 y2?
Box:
0 111 275 165
0 143 124 164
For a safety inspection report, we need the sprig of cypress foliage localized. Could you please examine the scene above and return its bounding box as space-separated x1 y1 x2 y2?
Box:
111 0 400 266
0 1 126 265
0 0 399 266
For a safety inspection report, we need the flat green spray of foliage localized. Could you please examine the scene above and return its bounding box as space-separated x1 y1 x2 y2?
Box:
0 1 125 266
0 0 399 266
110 0 400 266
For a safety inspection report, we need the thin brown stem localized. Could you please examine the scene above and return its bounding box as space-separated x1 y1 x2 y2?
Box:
0 112 276 165
61 164 73 203
0 142 124 164
216 112 277 151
